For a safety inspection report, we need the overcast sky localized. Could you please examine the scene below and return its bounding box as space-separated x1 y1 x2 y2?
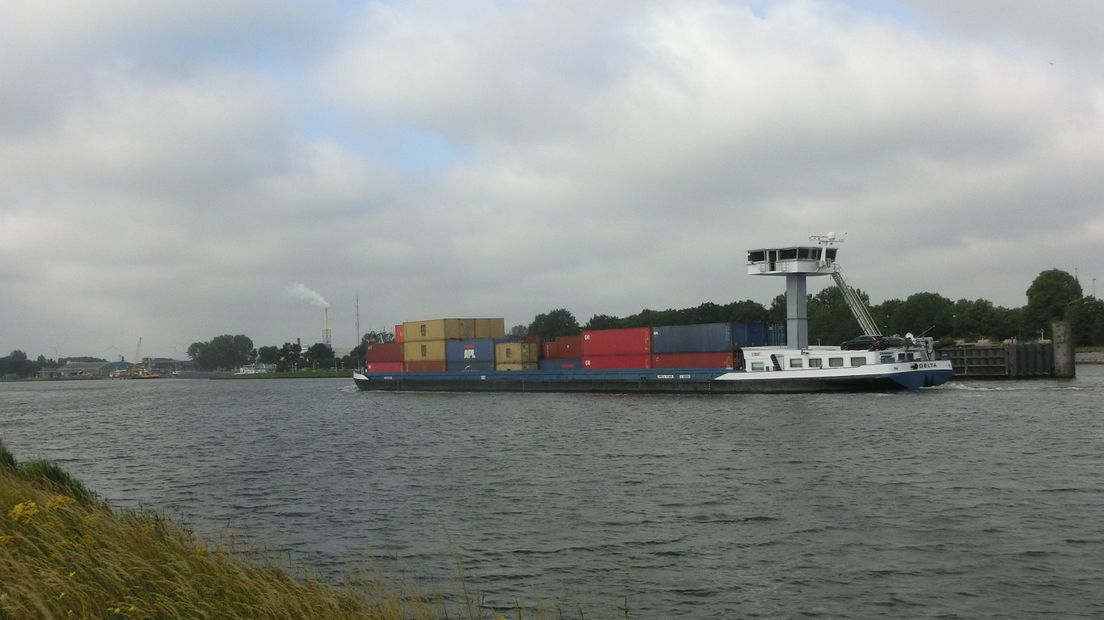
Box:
3 0 1102 360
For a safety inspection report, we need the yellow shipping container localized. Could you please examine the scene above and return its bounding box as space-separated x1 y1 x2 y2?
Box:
403 318 504 341
495 362 539 372
495 342 539 364
403 340 447 362
403 319 477 342
474 318 506 339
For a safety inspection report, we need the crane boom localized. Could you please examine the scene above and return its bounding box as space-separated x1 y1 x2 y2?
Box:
811 233 883 337
831 270 882 336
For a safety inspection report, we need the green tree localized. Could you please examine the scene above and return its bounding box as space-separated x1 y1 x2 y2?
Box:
279 342 302 364
1024 269 1082 337
304 343 335 368
1067 297 1104 346
0 351 30 378
584 314 622 330
807 286 861 345
528 309 580 339
257 346 280 365
889 292 954 338
187 335 255 370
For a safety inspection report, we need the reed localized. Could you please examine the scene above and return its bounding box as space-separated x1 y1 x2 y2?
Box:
0 439 575 620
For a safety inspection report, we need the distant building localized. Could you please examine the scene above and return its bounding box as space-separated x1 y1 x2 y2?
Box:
58 361 131 378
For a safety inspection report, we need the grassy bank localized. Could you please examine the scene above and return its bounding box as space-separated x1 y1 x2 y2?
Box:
0 440 562 619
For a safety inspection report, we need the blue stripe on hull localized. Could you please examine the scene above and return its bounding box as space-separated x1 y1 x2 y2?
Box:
352 366 952 394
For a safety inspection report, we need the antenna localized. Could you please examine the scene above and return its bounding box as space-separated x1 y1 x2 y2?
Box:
355 295 361 347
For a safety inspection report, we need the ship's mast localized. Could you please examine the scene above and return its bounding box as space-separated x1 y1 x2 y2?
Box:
746 233 882 349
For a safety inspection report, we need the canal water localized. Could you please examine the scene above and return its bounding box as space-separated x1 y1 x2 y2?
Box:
2 368 1103 618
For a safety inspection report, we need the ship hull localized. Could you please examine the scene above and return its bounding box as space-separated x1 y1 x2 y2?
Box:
352 361 952 394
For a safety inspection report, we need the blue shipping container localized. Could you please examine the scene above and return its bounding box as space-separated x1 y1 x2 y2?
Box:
731 322 750 347
651 323 734 353
446 338 496 362
749 322 768 347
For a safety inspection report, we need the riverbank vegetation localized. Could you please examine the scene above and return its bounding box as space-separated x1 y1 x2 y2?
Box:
0 439 558 619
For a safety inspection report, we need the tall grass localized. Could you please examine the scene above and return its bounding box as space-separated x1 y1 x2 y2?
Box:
0 439 578 619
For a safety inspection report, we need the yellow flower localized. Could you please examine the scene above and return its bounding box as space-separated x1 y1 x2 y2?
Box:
7 500 39 523
45 494 77 510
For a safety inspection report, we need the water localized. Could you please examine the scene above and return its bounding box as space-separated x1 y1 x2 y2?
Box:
2 368 1103 618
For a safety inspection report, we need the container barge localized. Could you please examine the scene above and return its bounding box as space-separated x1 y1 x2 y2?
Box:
352 236 953 393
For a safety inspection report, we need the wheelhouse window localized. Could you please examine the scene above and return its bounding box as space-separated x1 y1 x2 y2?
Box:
748 250 765 262
751 361 765 371
850 357 866 367
789 358 803 369
828 357 844 368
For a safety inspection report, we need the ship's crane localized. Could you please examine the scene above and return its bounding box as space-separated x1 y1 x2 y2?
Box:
810 234 882 337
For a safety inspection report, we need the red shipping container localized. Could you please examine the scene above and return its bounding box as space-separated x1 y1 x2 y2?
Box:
581 328 651 356
583 354 653 369
525 335 541 345
553 335 582 359
366 362 404 373
394 324 405 343
542 341 560 360
365 342 404 363
651 352 734 369
405 361 447 372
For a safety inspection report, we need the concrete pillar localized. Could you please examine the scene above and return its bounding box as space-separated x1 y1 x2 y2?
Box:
786 273 808 349
1053 321 1075 378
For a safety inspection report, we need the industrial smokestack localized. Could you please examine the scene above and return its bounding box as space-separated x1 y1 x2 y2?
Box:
323 307 332 347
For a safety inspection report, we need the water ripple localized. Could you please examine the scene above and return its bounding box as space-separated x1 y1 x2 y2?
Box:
3 368 1104 617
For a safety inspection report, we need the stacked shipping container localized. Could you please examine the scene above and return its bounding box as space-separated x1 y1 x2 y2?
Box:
367 318 773 373
582 327 653 369
398 318 507 372
495 342 539 371
651 322 736 369
446 339 496 371
364 342 404 372
540 335 583 370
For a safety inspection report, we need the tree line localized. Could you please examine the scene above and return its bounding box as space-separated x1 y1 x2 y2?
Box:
2 269 1099 379
185 329 397 371
524 268 1103 347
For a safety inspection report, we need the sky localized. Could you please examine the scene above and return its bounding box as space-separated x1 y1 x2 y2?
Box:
2 0 1103 360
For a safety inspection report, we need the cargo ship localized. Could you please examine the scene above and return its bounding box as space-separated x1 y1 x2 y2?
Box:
352 236 954 393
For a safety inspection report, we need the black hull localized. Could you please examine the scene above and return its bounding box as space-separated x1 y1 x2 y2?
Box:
352 375 910 394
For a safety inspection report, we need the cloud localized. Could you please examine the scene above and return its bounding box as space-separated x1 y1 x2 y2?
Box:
2 0 1103 357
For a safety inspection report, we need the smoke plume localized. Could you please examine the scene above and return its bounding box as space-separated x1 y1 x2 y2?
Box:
285 282 329 307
